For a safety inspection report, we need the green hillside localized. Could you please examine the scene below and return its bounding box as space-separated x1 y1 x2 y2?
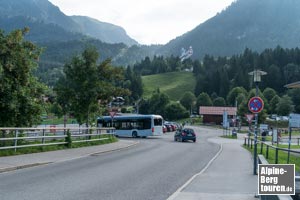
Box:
142 72 196 101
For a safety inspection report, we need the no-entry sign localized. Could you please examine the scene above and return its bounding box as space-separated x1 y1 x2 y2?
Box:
248 97 264 113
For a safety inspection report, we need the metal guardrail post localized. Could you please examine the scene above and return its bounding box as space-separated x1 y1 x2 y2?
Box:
42 129 45 144
251 139 253 149
14 130 18 152
260 142 263 154
275 148 279 164
266 145 269 159
248 133 250 148
248 137 250 147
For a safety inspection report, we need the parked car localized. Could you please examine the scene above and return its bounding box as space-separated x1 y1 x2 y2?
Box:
163 125 167 133
174 128 196 142
164 124 172 132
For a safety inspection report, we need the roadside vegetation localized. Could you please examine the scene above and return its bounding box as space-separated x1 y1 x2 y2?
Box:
244 144 300 173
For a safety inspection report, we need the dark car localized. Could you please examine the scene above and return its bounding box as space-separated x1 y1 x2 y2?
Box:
174 128 196 142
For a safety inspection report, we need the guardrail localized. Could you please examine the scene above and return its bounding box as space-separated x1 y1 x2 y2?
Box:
0 127 115 152
244 136 300 199
280 137 300 146
244 136 300 164
258 155 299 200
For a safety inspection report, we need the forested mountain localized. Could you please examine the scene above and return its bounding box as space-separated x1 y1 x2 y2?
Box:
71 16 138 46
0 0 136 45
38 39 127 86
0 0 145 85
159 0 300 59
2 0 300 88
0 0 80 33
0 16 85 43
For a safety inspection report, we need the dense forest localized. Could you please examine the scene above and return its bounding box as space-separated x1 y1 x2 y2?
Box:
130 46 300 117
133 46 300 99
193 46 300 98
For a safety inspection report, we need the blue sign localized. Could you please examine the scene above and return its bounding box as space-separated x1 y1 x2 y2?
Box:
223 111 229 128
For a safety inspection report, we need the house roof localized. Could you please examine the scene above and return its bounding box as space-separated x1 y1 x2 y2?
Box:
199 106 237 115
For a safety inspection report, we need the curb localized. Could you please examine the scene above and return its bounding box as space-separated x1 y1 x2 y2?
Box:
90 141 139 156
0 162 52 173
0 141 139 173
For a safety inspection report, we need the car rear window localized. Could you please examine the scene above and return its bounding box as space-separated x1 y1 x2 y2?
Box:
187 129 194 134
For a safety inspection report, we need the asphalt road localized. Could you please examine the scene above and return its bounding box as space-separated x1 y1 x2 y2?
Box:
0 126 221 200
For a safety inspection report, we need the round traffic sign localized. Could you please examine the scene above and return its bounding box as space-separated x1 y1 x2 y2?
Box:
248 97 264 113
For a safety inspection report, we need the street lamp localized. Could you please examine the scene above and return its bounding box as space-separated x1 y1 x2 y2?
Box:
248 70 267 175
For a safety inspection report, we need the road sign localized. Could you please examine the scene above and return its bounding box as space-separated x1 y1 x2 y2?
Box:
289 113 300 128
248 97 264 113
109 111 117 118
223 111 229 128
245 114 255 123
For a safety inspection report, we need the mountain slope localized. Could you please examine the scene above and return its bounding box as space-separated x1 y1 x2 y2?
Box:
159 0 300 59
0 0 80 32
142 72 196 101
71 16 138 46
0 0 137 46
0 16 85 43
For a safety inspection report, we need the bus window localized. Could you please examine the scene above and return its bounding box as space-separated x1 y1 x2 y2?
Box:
143 119 151 129
154 118 163 126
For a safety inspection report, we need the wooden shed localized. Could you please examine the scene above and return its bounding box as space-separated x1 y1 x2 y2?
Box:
199 106 237 125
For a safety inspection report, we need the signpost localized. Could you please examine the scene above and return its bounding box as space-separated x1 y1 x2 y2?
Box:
248 96 264 175
109 111 117 128
223 111 229 128
223 111 229 136
287 113 300 163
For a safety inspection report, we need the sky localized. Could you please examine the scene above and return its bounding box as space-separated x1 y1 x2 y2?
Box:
48 0 236 45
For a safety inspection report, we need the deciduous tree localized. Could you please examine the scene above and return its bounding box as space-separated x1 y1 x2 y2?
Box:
0 28 45 127
55 47 129 126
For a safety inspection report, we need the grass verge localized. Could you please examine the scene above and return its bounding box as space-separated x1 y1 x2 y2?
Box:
243 144 300 173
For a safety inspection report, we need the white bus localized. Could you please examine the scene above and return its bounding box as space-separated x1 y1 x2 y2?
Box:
97 114 164 138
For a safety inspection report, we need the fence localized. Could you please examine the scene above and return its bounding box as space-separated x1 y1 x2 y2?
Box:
258 155 299 200
0 127 115 152
244 136 300 199
244 136 300 164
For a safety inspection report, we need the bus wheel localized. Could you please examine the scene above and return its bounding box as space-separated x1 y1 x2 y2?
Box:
132 131 138 138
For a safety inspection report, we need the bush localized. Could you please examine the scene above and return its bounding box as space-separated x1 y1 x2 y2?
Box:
65 129 72 148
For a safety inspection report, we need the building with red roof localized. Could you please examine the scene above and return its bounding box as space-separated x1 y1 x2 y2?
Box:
199 106 237 125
